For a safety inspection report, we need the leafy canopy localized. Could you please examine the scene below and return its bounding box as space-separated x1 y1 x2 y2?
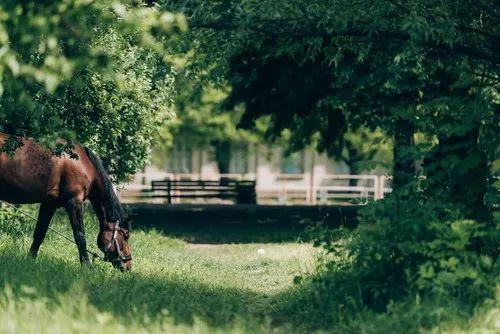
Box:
0 0 186 180
161 0 498 174
159 0 500 307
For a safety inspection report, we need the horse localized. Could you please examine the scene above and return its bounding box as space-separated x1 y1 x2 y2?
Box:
0 133 132 270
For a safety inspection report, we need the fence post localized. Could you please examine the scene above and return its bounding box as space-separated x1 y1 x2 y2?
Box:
376 176 385 200
311 175 317 205
374 176 380 200
167 179 172 204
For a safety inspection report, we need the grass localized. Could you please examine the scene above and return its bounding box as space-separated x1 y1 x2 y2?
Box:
0 207 319 333
0 205 498 333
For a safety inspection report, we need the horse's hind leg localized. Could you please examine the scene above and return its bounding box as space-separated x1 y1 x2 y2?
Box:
64 197 91 267
29 203 56 258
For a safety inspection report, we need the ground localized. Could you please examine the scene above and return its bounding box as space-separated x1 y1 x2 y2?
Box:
0 208 322 333
0 206 498 333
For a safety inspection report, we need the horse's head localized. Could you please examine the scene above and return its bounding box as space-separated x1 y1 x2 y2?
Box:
97 216 133 271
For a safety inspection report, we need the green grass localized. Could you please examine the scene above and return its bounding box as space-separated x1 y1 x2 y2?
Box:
0 208 320 333
0 207 498 333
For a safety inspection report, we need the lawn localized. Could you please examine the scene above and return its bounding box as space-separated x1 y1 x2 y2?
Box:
0 206 498 333
0 207 322 333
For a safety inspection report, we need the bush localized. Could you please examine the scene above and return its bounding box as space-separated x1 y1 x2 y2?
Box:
278 187 499 332
311 182 499 312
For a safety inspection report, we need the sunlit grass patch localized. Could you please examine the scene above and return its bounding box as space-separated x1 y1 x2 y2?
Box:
0 210 320 333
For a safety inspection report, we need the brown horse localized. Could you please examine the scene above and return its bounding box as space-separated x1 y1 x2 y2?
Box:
0 133 132 270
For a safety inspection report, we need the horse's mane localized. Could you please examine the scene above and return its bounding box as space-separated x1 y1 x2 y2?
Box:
84 147 128 230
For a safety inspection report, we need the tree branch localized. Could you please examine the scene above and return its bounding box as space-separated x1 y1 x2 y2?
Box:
189 19 500 66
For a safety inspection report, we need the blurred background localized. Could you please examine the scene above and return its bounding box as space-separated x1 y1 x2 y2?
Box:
119 85 393 205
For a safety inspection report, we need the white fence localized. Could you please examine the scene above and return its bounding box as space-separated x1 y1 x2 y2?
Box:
120 173 392 205
256 174 392 204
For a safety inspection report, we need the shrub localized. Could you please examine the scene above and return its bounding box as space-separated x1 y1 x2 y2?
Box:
314 182 499 310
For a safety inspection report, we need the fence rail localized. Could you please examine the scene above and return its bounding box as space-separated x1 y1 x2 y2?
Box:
120 173 392 205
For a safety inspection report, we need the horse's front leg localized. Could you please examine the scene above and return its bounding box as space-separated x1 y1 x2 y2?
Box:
29 202 56 258
64 197 91 267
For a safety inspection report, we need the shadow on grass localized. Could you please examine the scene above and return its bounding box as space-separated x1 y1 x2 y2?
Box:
0 249 314 331
133 220 316 244
129 204 358 244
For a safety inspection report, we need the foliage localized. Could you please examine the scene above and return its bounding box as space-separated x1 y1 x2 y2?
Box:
161 0 498 190
341 127 392 175
170 82 242 147
40 27 178 180
308 184 499 312
169 48 392 174
158 0 499 312
159 75 265 173
0 209 498 333
0 0 186 180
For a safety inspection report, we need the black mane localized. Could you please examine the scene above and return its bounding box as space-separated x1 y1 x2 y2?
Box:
84 147 128 230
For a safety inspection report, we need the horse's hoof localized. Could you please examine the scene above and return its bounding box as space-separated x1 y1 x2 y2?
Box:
81 260 92 269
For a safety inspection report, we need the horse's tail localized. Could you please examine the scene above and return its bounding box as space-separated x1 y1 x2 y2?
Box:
84 147 126 228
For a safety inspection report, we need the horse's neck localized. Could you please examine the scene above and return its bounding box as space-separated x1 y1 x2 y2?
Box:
89 181 107 228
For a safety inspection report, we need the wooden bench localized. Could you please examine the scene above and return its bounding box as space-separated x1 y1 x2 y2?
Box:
145 179 257 204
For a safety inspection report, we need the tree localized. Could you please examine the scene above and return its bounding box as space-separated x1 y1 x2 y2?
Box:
341 128 392 185
160 0 498 218
0 0 186 180
166 75 258 174
159 0 499 305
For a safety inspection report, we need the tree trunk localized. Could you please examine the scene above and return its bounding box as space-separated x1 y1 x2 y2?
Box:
392 119 415 190
212 140 232 175
342 141 359 187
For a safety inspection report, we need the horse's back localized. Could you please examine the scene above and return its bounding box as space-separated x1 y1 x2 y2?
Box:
0 133 94 204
